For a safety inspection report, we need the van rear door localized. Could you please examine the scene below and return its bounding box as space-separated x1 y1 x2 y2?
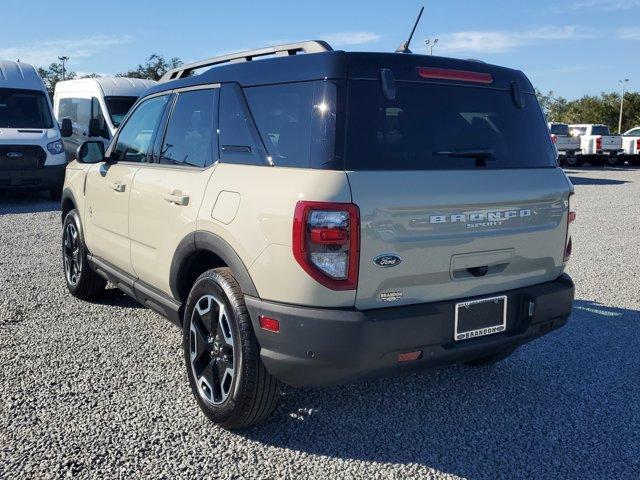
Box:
344 78 572 310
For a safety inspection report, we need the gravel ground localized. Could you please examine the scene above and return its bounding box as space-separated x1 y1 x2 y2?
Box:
1 167 639 480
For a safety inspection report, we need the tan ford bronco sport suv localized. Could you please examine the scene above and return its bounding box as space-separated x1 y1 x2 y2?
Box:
60 41 576 429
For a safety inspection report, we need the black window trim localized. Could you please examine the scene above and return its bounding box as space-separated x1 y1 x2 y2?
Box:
106 91 172 165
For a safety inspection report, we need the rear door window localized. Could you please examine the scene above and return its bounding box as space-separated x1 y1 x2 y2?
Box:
345 81 556 170
160 89 218 168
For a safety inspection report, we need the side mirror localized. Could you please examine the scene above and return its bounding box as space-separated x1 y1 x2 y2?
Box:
60 118 72 138
76 141 105 164
88 118 103 138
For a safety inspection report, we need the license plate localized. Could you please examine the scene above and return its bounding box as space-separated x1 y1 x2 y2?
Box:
454 295 507 341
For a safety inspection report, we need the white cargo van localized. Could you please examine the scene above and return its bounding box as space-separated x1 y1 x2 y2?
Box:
0 60 66 200
53 77 155 161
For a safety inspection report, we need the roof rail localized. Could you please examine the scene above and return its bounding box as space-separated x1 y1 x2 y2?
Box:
159 40 333 82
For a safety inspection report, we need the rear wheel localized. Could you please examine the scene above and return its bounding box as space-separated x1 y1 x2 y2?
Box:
562 156 583 167
62 210 106 299
183 268 280 429
606 154 623 167
464 346 517 367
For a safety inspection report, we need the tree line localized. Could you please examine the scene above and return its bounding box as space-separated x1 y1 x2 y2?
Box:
36 55 639 133
37 54 182 98
536 89 639 133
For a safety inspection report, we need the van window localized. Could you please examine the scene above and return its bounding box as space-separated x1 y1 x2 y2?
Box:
160 89 217 168
244 80 342 169
112 95 169 163
219 84 264 166
0 88 53 129
105 96 138 127
59 97 90 127
345 80 556 170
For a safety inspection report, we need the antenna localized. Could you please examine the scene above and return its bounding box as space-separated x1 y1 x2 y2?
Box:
395 6 424 54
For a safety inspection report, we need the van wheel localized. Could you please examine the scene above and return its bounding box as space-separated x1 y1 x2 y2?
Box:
183 268 280 430
464 346 517 367
62 210 106 299
563 156 582 167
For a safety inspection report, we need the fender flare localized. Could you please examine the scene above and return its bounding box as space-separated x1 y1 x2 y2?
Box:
169 231 259 302
60 187 77 223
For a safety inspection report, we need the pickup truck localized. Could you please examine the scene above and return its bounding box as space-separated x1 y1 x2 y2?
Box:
622 127 640 165
569 124 624 166
548 122 581 166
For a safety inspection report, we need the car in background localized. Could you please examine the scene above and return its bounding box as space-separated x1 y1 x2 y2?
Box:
622 127 640 166
569 123 623 166
54 77 156 161
0 60 66 200
548 122 581 166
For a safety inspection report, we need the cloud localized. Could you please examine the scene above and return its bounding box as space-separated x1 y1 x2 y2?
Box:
617 28 640 40
0 35 131 68
567 0 640 10
437 26 593 54
322 31 381 47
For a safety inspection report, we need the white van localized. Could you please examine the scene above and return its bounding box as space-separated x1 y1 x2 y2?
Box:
0 60 66 200
53 77 156 161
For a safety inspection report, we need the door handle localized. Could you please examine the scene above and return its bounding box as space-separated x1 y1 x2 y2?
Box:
164 191 189 206
112 182 126 192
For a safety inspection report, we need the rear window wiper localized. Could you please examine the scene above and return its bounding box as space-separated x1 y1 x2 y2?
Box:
433 148 495 158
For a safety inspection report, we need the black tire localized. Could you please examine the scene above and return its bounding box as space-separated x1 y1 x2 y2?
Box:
62 210 106 299
183 267 279 430
606 154 623 167
464 346 517 367
563 156 583 167
630 156 640 167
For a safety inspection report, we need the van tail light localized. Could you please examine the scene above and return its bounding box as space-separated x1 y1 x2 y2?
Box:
293 201 360 290
564 198 575 262
551 134 557 144
595 136 602 150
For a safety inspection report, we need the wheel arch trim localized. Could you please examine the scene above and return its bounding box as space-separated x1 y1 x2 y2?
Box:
169 231 259 302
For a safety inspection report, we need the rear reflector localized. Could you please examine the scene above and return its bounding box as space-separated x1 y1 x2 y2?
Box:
416 67 494 84
397 351 422 362
259 316 280 333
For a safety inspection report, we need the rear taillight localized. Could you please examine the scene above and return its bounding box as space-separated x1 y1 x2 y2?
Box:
636 138 640 151
293 201 360 290
551 134 557 144
595 136 602 150
564 198 575 262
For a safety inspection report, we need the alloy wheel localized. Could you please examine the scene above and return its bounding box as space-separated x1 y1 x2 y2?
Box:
189 294 236 405
63 222 82 287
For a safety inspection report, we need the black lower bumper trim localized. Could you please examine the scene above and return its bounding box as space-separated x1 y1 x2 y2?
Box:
246 274 575 388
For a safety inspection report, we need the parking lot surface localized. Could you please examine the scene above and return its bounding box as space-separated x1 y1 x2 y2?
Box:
1 167 639 480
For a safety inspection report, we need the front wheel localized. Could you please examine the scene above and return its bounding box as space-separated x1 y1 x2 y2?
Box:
62 210 106 299
183 268 280 429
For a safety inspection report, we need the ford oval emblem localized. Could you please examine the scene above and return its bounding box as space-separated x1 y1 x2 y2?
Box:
6 152 23 158
373 254 402 268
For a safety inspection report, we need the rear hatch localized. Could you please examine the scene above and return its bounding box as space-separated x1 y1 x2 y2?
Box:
343 57 571 309
556 136 580 152
600 136 623 151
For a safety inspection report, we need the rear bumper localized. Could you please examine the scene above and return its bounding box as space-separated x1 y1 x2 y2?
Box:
246 274 575 388
0 164 65 190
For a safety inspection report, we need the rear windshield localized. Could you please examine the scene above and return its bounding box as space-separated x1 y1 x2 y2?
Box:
0 88 53 129
550 124 570 136
591 125 610 136
345 81 556 170
105 96 138 127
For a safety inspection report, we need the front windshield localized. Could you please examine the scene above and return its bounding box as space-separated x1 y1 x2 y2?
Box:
105 96 138 127
0 88 53 128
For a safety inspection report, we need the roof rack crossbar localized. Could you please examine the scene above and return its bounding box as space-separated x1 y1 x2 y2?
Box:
159 40 333 82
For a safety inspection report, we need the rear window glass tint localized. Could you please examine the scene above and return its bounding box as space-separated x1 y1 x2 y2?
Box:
160 89 217 168
345 80 556 170
550 124 569 136
244 80 342 169
219 84 264 166
591 125 610 136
